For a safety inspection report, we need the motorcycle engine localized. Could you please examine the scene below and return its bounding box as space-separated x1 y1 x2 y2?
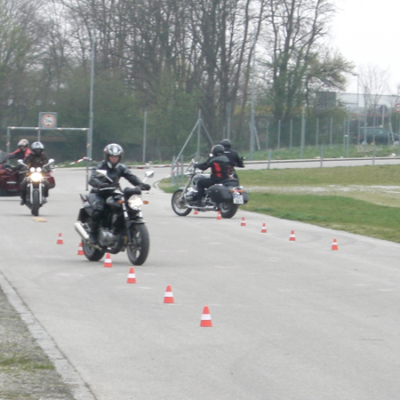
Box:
98 228 117 247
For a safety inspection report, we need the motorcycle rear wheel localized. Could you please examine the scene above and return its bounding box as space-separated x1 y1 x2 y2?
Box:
127 224 150 266
171 189 191 216
219 202 239 219
31 190 40 216
82 241 105 261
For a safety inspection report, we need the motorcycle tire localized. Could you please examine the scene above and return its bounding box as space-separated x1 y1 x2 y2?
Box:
82 241 105 262
219 202 239 219
31 190 40 216
127 224 150 266
171 189 192 217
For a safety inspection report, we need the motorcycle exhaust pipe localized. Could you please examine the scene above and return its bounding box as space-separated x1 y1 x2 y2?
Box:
74 222 89 241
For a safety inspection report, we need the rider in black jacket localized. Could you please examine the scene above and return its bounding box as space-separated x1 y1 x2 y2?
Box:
194 144 231 207
221 139 244 179
20 141 51 205
88 143 151 244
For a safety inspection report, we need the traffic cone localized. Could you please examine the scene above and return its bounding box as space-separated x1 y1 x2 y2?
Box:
240 217 246 226
261 223 267 233
57 233 64 245
104 253 112 268
77 242 84 255
216 211 222 220
200 306 212 327
194 210 199 215
127 267 136 283
289 230 296 241
331 238 338 250
163 285 174 303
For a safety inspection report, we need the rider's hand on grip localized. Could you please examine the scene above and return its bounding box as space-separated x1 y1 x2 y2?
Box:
140 183 151 191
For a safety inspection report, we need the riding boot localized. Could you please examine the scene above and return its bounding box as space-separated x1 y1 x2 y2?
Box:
89 220 100 244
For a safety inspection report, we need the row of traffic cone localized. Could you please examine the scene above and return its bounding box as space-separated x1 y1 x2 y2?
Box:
288 230 339 249
163 285 212 327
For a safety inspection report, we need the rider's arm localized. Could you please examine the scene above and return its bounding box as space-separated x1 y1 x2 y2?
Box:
88 165 106 188
7 149 21 160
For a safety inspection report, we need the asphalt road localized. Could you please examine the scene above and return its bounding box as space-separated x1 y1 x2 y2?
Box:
1 162 400 400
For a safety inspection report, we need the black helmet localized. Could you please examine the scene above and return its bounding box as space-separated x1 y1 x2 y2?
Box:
221 139 231 150
31 141 44 155
212 144 225 156
18 139 29 150
104 143 123 168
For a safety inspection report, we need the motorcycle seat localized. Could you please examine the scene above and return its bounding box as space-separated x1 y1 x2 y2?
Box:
222 178 239 186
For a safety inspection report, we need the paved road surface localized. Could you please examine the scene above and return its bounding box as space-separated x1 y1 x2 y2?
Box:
1 163 400 399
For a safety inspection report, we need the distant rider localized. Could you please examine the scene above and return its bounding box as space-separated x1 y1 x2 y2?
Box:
88 143 151 244
6 139 32 161
20 142 51 205
194 144 231 207
220 139 244 179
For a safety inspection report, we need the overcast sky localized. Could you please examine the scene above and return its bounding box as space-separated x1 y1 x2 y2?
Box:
330 0 399 94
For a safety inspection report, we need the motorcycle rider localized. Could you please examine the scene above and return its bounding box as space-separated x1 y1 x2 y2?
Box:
88 143 151 244
6 139 32 161
194 144 231 207
220 139 244 179
20 141 51 205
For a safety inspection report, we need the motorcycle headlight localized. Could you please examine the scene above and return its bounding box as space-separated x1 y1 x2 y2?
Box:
127 195 143 210
30 172 43 182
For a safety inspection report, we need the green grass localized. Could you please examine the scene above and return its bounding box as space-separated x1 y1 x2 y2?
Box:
160 164 400 243
242 193 400 243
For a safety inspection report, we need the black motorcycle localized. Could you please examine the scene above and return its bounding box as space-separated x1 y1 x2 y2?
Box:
18 158 56 216
74 170 154 266
171 159 248 218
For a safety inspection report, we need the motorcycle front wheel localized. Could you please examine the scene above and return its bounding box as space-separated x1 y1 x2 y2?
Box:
82 241 105 262
219 202 239 219
31 190 40 216
127 224 150 266
171 189 192 216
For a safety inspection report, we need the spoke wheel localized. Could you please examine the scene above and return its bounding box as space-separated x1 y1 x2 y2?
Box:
171 189 191 216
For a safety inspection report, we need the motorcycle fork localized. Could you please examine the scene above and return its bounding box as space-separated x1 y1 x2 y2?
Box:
28 183 42 203
121 199 133 243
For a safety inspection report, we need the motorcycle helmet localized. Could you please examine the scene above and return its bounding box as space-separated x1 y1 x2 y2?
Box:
31 141 44 155
211 144 225 156
104 143 123 168
221 139 231 150
18 139 29 150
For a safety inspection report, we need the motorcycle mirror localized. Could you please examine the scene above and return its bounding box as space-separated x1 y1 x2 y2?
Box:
48 159 55 164
17 159 25 165
95 169 113 182
145 171 154 179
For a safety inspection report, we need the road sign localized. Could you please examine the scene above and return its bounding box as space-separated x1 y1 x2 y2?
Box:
39 112 57 129
394 103 400 113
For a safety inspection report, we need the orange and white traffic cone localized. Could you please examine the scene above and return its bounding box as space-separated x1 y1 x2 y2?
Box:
163 285 174 303
216 211 222 220
289 230 296 241
104 253 112 268
127 267 136 283
261 223 267 233
200 306 212 327
331 238 338 250
56 233 64 245
194 210 199 215
77 242 84 255
240 217 246 226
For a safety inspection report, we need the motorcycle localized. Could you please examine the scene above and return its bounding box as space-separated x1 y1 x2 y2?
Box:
171 159 249 219
74 170 154 266
17 158 56 216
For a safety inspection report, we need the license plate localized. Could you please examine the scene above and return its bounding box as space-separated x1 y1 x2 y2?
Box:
233 192 244 204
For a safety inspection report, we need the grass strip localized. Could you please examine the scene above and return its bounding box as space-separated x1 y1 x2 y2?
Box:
242 193 400 243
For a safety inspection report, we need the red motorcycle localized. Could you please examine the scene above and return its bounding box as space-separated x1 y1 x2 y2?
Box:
0 151 55 199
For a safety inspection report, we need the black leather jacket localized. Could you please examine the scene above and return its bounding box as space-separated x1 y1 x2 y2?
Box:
195 154 231 182
89 161 144 193
224 149 244 168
